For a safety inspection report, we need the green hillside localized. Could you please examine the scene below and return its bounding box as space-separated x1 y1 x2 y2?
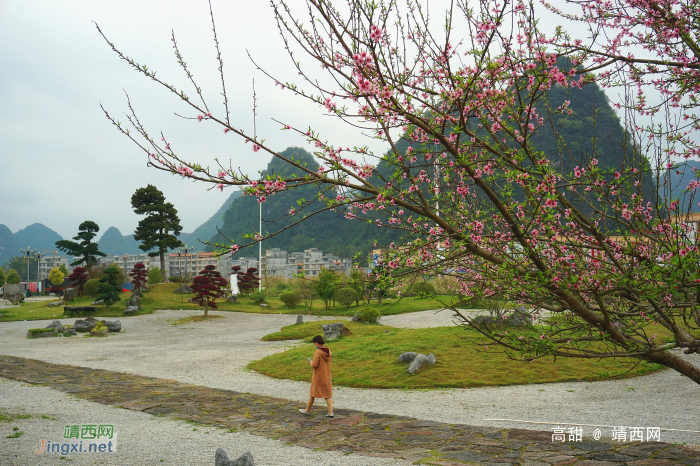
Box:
13 223 63 254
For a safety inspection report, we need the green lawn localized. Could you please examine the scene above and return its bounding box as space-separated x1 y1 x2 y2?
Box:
0 283 455 322
249 321 667 389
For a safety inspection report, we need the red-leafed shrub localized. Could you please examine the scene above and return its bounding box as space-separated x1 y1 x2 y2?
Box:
237 267 259 294
190 265 228 316
129 263 148 295
68 267 88 297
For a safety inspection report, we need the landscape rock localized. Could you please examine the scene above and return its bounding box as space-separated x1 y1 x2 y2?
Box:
351 313 359 322
5 293 25 305
321 322 345 340
407 353 436 374
27 330 57 339
90 328 108 337
123 306 138 315
188 298 201 305
173 284 193 294
507 306 533 327
398 352 418 363
46 301 63 308
427 352 437 364
259 304 268 308
342 326 352 336
472 315 496 327
73 317 98 333
226 296 238 303
125 294 141 311
215 448 255 466
45 321 64 333
100 320 122 333
64 288 75 302
295 314 303 325
91 300 104 305
63 329 77 336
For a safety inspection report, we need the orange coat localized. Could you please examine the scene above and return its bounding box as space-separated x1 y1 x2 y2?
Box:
310 346 332 399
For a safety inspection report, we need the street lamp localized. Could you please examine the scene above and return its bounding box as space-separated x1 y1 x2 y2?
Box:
19 246 36 295
34 251 45 292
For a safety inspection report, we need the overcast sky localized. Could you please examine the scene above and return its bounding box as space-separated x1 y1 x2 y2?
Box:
0 0 391 240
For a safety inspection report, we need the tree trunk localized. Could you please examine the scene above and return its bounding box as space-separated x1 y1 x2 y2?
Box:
204 301 208 317
160 250 168 283
642 350 700 385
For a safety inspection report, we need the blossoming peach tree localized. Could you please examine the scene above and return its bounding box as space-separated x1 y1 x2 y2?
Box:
98 0 700 382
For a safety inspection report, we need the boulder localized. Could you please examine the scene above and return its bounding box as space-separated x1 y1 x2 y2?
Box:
351 313 359 322
5 293 25 305
173 284 193 294
506 306 533 327
398 352 418 364
407 353 436 374
91 300 104 305
427 352 437 364
123 306 138 315
342 326 352 336
73 317 98 333
215 449 255 466
259 304 268 308
472 315 496 327
100 320 122 333
321 322 345 340
295 314 303 325
64 288 76 302
125 294 141 311
63 329 77 337
90 328 108 337
45 321 64 333
46 301 63 308
226 295 238 303
27 330 57 339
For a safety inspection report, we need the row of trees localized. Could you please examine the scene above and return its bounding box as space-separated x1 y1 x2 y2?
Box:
99 0 700 383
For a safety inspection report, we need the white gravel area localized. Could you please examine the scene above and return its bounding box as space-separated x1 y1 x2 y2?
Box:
0 308 698 453
0 378 413 466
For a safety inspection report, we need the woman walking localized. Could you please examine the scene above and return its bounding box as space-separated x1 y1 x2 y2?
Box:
299 335 334 417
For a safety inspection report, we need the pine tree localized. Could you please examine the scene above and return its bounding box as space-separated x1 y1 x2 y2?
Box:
58 264 69 276
191 265 228 316
55 221 106 268
96 265 122 306
131 185 183 283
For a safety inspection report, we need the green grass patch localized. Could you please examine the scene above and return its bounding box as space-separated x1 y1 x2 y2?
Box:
171 315 225 325
261 320 386 341
249 324 666 389
0 409 31 422
1 284 453 322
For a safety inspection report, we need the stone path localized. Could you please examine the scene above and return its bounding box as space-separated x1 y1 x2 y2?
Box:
1 355 698 465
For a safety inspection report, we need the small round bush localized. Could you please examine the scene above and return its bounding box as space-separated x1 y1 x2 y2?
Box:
333 288 358 308
357 306 381 323
147 267 162 285
412 281 436 297
84 279 99 297
279 291 301 308
249 291 266 305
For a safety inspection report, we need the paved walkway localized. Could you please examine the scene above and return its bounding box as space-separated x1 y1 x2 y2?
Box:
1 355 697 465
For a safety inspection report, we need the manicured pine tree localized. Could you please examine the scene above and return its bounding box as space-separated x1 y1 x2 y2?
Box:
129 263 148 295
96 265 122 306
191 265 228 316
131 185 183 284
67 267 88 297
55 221 106 268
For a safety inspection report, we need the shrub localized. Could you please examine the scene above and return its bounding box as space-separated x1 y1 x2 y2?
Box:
333 288 358 308
168 276 184 283
356 306 381 323
279 291 301 308
412 281 436 297
148 267 162 284
249 291 266 305
84 279 99 297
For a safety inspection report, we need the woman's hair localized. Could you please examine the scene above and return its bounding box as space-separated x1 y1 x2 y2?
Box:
311 335 325 345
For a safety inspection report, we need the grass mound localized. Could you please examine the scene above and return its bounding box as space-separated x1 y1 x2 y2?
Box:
250 324 665 389
172 315 225 325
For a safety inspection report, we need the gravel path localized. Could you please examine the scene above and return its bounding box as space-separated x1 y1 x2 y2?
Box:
0 378 413 466
0 308 698 450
